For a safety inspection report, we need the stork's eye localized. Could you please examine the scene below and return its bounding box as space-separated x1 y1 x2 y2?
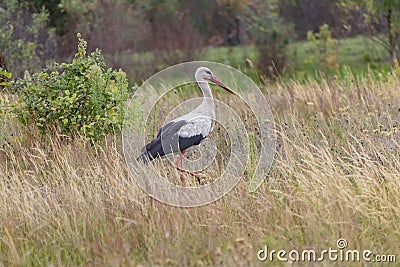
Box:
205 70 212 75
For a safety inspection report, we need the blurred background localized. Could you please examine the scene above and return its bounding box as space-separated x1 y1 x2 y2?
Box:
1 0 399 82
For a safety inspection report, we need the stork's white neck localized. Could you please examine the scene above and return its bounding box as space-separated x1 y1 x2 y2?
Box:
196 77 215 120
197 81 213 99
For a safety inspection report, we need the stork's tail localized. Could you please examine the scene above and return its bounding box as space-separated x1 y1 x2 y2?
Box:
136 137 163 164
136 150 151 164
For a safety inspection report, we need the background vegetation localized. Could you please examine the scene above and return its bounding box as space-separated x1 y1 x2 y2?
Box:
0 0 399 265
1 0 399 81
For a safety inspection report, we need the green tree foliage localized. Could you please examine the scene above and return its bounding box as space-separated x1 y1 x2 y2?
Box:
12 34 129 143
339 0 400 65
246 0 294 78
0 0 57 77
26 0 67 32
280 0 345 39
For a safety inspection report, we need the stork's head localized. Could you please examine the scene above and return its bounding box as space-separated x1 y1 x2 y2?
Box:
195 67 236 95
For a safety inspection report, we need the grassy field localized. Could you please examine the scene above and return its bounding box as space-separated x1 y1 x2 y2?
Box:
116 35 392 84
203 35 391 80
0 70 399 265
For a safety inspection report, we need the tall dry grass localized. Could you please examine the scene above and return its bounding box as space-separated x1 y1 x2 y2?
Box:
0 73 399 266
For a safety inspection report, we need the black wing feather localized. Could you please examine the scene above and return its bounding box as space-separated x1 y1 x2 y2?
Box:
137 120 185 163
137 120 206 163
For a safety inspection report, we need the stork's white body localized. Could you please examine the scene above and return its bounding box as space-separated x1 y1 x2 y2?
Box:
138 67 233 165
172 86 215 139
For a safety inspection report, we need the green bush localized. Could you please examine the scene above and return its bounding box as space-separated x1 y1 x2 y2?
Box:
307 24 338 74
12 33 128 143
0 67 12 88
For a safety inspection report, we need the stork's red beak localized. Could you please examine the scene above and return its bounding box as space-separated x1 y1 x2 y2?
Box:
210 76 236 95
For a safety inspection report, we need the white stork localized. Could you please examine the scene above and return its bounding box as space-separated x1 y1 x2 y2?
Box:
138 67 235 177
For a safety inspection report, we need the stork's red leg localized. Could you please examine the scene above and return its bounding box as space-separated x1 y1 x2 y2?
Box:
175 150 185 168
175 150 199 182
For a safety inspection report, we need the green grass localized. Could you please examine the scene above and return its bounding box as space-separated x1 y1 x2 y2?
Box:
287 35 391 79
203 45 258 68
202 35 392 80
114 35 392 83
